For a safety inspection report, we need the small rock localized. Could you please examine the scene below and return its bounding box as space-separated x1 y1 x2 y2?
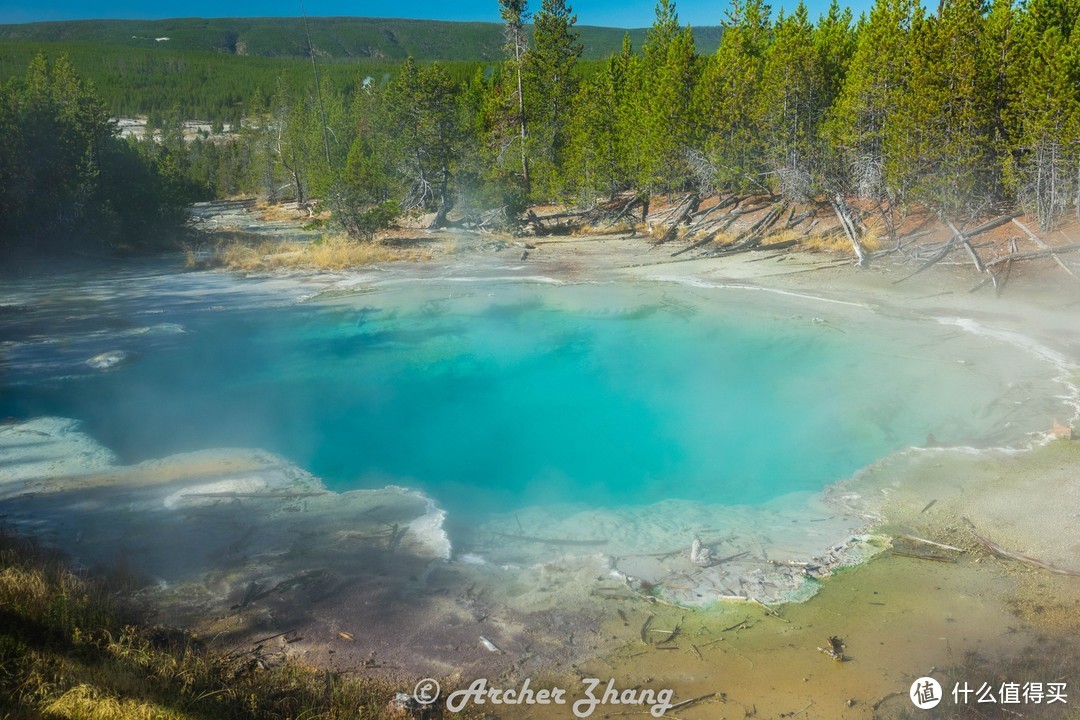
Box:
690 537 712 565
387 692 415 718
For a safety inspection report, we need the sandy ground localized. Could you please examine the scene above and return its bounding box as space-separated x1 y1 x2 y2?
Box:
3 225 1080 718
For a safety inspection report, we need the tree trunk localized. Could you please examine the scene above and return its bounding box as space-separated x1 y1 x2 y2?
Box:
514 36 530 195
430 170 454 229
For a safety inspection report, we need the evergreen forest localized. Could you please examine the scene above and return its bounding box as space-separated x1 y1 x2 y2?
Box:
1 0 1078 254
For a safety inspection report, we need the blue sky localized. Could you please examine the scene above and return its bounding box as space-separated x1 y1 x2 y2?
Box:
0 0 872 28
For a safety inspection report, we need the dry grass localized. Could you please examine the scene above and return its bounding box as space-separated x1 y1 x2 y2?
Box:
859 219 886 252
200 236 430 272
0 529 483 720
573 221 639 236
254 200 328 223
799 230 854 254
43 684 190 720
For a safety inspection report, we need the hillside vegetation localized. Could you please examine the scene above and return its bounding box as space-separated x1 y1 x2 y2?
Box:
0 16 723 61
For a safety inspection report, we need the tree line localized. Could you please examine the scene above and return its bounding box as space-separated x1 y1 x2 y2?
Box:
0 41 490 127
193 0 1079 236
0 54 206 254
3 0 1079 255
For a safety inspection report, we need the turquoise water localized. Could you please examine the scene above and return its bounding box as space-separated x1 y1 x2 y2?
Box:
0 265 1068 518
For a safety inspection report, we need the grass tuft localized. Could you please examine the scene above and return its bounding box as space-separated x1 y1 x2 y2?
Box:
0 528 480 720
191 235 431 271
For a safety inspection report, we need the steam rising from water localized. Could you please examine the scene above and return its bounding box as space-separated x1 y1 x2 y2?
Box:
1 263 1073 524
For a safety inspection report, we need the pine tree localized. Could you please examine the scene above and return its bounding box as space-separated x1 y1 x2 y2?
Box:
499 0 532 193
813 0 856 188
759 3 820 198
825 0 918 200
891 0 997 217
376 59 462 225
525 0 583 198
634 0 698 196
0 54 190 251
1002 0 1080 227
565 34 633 199
694 0 772 193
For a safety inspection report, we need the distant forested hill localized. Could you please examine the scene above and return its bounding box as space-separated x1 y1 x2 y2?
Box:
0 17 723 61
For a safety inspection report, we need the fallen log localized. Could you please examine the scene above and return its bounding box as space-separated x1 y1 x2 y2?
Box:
743 202 786 239
899 534 965 553
1011 217 1077 278
668 692 725 712
894 234 965 283
604 195 641 228
895 213 1020 282
958 212 1020 238
997 237 1018 297
656 194 701 244
671 233 719 257
702 202 787 257
672 200 768 256
946 218 1000 293
784 210 813 231
649 193 697 223
984 242 1080 268
963 517 1080 576
946 219 988 274
687 194 743 229
755 239 800 252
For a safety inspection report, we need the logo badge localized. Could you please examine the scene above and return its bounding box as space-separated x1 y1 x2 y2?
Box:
910 677 943 709
413 678 441 706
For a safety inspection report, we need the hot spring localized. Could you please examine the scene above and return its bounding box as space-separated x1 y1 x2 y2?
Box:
1 262 1072 531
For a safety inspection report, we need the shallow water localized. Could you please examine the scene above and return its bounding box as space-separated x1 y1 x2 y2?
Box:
0 259 1072 522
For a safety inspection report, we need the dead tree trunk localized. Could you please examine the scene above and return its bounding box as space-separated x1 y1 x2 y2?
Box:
946 218 997 293
831 195 867 266
895 214 1019 284
656 195 701 244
